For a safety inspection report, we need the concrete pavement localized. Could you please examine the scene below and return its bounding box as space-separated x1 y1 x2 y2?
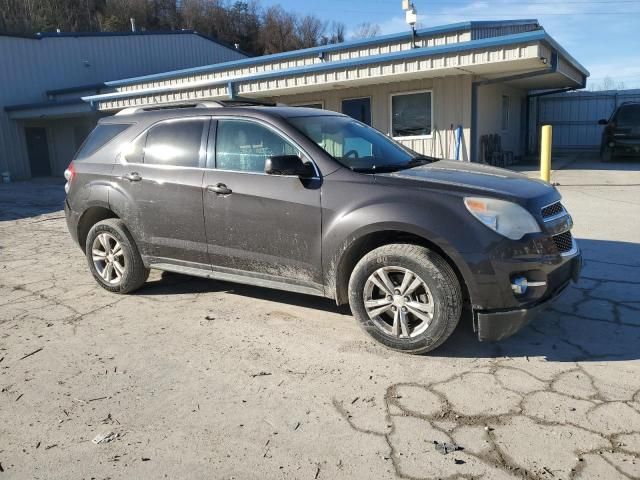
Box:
0 157 639 479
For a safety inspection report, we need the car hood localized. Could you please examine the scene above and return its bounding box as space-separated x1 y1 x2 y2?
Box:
376 160 554 200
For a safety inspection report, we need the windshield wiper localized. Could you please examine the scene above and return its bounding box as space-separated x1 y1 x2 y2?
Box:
406 156 436 167
350 156 437 174
350 165 404 173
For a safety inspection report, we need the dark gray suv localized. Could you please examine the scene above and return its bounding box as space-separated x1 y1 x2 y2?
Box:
64 101 582 354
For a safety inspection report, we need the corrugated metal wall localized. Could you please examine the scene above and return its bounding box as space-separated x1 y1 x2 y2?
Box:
471 22 540 40
532 89 640 151
0 33 246 178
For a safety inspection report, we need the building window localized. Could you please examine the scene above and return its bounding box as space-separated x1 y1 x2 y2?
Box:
342 97 372 126
501 95 510 131
292 102 324 109
391 90 432 138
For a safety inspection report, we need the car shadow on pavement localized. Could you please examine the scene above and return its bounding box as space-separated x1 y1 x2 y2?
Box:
140 239 640 362
439 238 640 362
141 271 351 315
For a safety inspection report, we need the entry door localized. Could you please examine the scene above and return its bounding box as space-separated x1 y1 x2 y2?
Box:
112 117 210 268
342 97 372 125
25 127 51 177
202 118 323 287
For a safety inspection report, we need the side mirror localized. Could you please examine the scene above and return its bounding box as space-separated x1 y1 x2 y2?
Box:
598 119 608 125
265 155 314 177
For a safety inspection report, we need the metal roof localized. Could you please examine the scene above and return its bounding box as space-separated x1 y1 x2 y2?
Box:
84 29 589 105
0 29 249 57
103 20 543 88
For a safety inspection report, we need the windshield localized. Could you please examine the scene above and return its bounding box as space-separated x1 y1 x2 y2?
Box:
287 115 435 172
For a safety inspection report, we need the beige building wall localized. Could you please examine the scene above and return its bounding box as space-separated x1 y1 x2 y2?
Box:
275 75 474 161
476 83 528 158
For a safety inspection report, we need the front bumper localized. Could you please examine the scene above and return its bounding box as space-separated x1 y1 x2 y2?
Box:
474 250 582 342
609 138 640 156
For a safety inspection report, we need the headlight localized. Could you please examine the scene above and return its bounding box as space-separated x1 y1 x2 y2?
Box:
464 197 541 240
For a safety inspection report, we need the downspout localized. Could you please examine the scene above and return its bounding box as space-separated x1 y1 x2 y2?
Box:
470 52 559 162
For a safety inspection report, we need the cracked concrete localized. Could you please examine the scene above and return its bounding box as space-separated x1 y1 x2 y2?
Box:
1 158 640 479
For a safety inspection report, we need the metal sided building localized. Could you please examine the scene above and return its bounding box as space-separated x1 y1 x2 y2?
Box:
1 31 247 179
83 20 588 164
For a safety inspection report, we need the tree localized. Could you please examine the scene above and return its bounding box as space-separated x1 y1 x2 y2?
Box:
590 76 626 92
351 22 380 39
0 0 339 56
297 15 325 49
320 20 345 45
260 5 298 53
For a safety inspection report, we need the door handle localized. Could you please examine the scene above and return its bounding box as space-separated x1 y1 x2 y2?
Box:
206 183 232 195
123 172 142 182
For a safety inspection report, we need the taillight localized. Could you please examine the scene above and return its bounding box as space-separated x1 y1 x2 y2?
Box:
64 162 76 194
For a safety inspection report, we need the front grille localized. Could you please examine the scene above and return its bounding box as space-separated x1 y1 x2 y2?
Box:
553 231 574 253
541 201 565 219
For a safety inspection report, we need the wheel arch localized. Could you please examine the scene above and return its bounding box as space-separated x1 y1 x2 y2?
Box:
76 205 120 253
330 227 473 309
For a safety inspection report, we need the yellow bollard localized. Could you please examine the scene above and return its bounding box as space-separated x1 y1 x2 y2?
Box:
540 124 553 182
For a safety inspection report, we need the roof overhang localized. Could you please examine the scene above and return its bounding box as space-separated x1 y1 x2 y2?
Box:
5 99 95 120
83 28 588 111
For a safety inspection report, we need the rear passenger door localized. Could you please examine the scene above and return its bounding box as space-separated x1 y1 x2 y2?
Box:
202 118 323 290
112 117 210 268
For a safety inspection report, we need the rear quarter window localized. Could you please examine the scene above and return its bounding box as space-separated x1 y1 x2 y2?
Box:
75 124 130 159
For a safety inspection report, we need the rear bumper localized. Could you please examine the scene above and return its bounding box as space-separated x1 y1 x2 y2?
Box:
475 249 582 342
64 199 81 247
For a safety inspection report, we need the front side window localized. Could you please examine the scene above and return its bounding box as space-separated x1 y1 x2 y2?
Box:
391 91 432 138
215 119 299 173
143 119 206 167
288 115 433 173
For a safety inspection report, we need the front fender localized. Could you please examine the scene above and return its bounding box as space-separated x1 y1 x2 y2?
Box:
321 183 484 306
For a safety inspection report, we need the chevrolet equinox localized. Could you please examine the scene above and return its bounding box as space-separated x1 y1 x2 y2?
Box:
64 101 582 354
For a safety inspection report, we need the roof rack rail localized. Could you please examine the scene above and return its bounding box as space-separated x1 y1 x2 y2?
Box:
114 98 283 116
115 100 223 116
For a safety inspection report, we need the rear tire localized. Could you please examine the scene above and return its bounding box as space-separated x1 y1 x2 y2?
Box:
85 219 149 294
348 244 462 354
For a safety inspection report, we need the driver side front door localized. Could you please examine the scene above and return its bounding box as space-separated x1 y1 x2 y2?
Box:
202 118 323 294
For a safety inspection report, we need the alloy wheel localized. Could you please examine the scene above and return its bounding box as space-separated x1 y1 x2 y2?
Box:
91 233 126 285
363 266 434 338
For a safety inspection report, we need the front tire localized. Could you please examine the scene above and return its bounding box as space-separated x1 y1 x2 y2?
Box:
85 219 149 294
348 244 462 354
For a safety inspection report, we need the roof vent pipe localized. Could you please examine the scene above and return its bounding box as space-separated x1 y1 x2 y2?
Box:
130 18 136 32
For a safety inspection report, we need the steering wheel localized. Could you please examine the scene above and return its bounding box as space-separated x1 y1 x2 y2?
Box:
344 149 360 159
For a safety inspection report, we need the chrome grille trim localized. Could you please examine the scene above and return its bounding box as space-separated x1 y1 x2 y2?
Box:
541 201 567 222
552 230 574 254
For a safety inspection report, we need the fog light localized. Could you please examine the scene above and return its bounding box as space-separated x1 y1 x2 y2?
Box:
511 277 546 295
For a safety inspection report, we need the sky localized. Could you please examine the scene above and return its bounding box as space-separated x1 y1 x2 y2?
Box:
260 0 640 89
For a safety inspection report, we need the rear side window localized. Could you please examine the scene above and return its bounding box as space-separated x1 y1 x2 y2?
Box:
75 124 129 159
144 119 207 167
615 105 640 126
